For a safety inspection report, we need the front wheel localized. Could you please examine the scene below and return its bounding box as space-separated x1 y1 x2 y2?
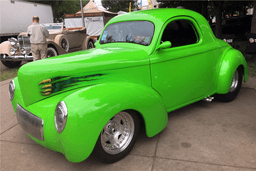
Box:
46 47 58 58
87 41 95 49
1 60 21 68
93 111 140 163
215 68 243 102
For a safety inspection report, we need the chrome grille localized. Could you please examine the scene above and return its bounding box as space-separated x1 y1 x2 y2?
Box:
16 104 44 141
18 35 31 54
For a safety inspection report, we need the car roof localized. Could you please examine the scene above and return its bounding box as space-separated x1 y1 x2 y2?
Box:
108 8 207 26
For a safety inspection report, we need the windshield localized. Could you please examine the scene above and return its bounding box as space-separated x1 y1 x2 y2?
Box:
100 21 154 46
45 26 62 30
43 23 63 30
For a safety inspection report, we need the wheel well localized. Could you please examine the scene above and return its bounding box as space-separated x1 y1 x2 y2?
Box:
124 109 146 135
47 44 58 55
238 65 244 76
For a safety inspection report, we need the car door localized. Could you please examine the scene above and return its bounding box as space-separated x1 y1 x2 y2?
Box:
150 17 217 111
65 29 86 49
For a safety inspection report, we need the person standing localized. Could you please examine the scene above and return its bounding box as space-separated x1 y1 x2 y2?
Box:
27 16 49 61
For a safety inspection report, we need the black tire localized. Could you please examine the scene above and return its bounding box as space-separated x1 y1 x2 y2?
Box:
215 68 243 102
46 47 58 58
59 36 69 52
87 41 95 49
93 110 140 163
1 61 21 68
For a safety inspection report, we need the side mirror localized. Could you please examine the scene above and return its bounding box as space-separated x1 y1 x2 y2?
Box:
157 41 172 50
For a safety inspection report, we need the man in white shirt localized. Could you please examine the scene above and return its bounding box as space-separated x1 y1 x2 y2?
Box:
27 16 49 61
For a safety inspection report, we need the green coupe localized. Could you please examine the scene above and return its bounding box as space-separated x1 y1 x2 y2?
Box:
9 8 248 163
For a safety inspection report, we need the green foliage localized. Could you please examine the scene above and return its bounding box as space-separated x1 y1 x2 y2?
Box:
101 0 136 13
158 1 253 18
26 0 89 21
158 1 209 18
223 1 253 16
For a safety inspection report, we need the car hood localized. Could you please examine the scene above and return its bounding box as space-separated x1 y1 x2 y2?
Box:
17 47 149 106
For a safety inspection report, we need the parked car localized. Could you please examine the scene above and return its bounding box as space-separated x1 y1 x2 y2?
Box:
9 8 248 164
0 23 95 68
43 23 95 52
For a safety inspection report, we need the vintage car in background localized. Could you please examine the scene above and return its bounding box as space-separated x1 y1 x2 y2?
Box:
43 23 95 52
0 23 95 68
9 8 248 164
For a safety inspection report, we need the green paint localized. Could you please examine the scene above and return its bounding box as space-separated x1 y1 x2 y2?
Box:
11 8 248 163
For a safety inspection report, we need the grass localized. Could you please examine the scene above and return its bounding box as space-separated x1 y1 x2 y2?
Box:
0 67 19 81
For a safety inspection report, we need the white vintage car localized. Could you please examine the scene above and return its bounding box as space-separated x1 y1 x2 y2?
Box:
0 23 95 68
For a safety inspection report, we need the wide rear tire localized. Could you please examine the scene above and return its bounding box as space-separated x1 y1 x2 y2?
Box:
215 68 243 102
93 110 140 163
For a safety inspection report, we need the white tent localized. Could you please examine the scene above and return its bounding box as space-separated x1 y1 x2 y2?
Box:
64 1 117 37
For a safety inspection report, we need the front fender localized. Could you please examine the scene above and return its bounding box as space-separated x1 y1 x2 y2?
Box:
60 82 168 162
217 49 249 94
0 41 11 56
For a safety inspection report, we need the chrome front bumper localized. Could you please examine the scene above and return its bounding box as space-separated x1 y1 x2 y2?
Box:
0 54 33 61
16 104 44 141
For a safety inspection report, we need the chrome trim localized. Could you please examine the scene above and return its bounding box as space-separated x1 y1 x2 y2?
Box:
16 104 44 141
0 54 33 61
230 70 239 92
9 80 15 101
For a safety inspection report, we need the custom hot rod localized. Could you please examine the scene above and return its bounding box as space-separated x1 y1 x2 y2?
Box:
9 8 248 163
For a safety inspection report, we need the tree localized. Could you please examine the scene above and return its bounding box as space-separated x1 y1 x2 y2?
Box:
26 0 88 22
212 1 224 39
101 0 136 12
158 1 208 19
251 1 256 34
158 0 253 39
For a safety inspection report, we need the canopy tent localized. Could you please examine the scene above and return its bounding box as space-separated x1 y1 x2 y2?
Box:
64 1 117 37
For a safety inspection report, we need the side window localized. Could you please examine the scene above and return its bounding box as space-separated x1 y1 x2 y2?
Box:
161 19 199 48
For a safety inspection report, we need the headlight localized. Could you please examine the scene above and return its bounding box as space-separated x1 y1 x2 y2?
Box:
54 101 68 133
21 48 26 55
10 48 17 55
9 80 15 101
9 38 17 46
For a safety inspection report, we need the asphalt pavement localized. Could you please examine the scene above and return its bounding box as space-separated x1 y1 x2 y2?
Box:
0 77 256 171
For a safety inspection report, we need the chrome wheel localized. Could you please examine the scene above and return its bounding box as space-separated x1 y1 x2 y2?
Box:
101 111 134 155
230 70 239 92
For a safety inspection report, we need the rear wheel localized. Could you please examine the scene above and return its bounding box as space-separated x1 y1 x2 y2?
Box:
215 68 243 102
1 60 21 68
94 111 140 163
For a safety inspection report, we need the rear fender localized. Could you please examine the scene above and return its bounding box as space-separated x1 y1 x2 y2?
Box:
82 36 94 50
60 82 168 162
217 49 248 94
